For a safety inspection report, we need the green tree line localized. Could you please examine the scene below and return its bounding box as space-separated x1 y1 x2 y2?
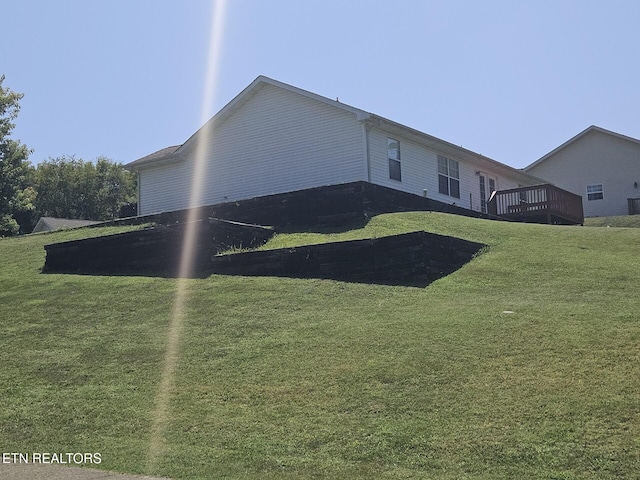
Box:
1 76 136 236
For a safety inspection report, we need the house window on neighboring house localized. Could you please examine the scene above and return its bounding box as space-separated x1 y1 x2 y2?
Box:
587 184 604 201
387 138 401 181
438 155 460 198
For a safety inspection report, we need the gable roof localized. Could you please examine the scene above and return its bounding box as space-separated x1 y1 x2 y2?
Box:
525 125 640 171
178 76 370 156
32 217 99 233
125 76 543 184
126 76 369 172
126 145 181 170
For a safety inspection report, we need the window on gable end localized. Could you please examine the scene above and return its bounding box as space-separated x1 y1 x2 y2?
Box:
387 138 401 181
587 184 604 201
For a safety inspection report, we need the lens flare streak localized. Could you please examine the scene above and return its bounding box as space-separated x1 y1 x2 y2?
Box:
147 0 228 472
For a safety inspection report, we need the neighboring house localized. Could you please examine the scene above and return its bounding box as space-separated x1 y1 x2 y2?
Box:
127 76 544 217
525 125 640 217
32 217 99 233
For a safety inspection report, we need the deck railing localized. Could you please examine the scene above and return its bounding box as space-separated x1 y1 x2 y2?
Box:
487 184 584 225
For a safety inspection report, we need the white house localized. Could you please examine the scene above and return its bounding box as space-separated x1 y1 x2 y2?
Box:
525 125 640 217
127 76 543 216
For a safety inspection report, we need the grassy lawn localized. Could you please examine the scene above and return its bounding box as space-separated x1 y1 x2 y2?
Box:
1 213 639 479
584 215 640 228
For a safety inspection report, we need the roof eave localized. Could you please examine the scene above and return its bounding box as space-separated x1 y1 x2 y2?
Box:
525 125 640 172
177 75 369 155
126 152 183 171
371 116 542 185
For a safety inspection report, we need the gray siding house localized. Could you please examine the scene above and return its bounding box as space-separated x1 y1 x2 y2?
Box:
127 76 543 216
525 125 640 217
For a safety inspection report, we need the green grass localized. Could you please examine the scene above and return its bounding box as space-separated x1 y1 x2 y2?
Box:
1 213 639 479
584 215 640 228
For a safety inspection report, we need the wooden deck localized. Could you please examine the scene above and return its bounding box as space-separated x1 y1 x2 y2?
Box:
487 184 584 225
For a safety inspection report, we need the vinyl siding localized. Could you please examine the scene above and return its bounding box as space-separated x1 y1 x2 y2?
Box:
527 130 640 217
368 129 521 211
138 161 192 215
138 84 365 215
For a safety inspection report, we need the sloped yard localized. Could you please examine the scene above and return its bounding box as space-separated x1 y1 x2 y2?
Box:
0 213 639 479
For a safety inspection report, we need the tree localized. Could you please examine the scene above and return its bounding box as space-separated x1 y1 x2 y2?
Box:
93 156 137 219
34 156 136 221
0 75 34 236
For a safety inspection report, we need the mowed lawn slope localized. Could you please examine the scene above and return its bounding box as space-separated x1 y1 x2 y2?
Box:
0 213 638 479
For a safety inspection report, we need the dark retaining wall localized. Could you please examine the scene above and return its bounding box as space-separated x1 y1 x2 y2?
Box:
43 218 274 276
208 182 498 228
43 182 490 281
361 183 497 219
210 231 485 287
209 182 367 228
95 181 499 230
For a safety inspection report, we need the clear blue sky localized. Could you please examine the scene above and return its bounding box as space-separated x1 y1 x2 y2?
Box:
4 0 640 168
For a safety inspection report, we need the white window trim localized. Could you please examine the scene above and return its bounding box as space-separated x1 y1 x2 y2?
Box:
586 184 604 201
438 155 460 199
387 138 401 182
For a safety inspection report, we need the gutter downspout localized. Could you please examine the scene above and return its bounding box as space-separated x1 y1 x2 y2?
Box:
136 171 141 216
357 113 375 183
364 124 372 182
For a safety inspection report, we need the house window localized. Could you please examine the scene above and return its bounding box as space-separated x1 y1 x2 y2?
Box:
587 184 604 201
387 138 401 181
438 155 460 198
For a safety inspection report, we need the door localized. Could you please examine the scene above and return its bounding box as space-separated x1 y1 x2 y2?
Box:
479 175 497 213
